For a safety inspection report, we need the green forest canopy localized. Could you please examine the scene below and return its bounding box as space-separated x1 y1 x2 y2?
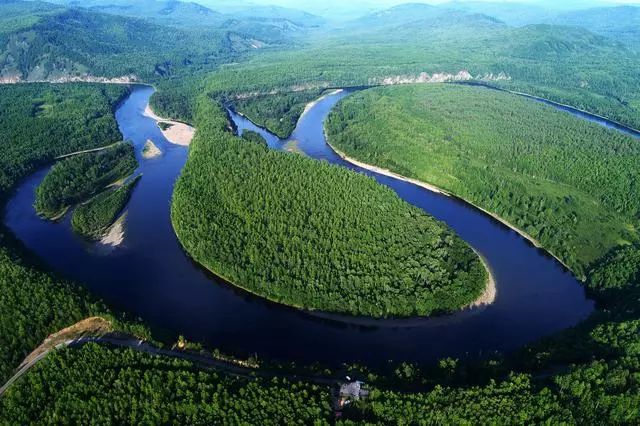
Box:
325 84 640 276
171 95 487 318
2 339 638 424
35 143 138 219
0 83 148 384
71 176 141 240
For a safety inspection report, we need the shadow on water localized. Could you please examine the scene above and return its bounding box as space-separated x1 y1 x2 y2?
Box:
4 85 597 367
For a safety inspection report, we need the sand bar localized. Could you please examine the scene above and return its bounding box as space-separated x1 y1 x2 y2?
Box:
144 105 195 146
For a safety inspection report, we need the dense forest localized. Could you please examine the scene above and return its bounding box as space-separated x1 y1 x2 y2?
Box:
0 0 304 82
0 343 333 424
171 95 486 317
35 143 138 219
0 83 149 383
2 332 638 424
325 84 640 276
0 83 127 198
2 0 640 421
241 130 268 146
71 176 141 239
231 89 324 138
148 5 640 134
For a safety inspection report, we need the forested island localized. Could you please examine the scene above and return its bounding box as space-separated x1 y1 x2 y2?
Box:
35 143 138 220
71 176 141 240
172 97 487 317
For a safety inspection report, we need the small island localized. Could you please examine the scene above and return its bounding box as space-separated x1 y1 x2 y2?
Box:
142 140 162 159
35 143 138 220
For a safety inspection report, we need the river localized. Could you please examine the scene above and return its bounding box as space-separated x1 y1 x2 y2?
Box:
5 85 596 367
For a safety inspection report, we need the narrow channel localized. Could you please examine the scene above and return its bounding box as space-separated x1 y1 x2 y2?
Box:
4 85 595 366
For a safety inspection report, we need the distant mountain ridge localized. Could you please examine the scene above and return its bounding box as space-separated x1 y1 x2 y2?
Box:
0 1 298 82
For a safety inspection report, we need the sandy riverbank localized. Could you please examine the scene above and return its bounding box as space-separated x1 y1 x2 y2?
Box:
144 105 195 146
467 251 496 309
300 89 344 119
100 213 127 248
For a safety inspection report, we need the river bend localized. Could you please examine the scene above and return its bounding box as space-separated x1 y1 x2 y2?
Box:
5 85 595 366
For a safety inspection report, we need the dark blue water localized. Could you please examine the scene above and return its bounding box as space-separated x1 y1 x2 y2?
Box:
5 85 595 366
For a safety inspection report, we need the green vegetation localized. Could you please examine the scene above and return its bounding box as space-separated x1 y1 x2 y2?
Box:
326 84 640 276
232 89 323 138
3 332 639 424
2 2 640 421
357 358 640 424
0 0 304 83
0 83 151 383
588 244 640 307
157 122 173 131
241 130 268 146
35 143 138 219
172 96 486 317
147 3 639 135
71 176 141 240
0 83 127 197
0 343 333 424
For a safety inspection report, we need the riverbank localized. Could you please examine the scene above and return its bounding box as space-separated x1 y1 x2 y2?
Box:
300 89 344 119
144 105 195 146
467 251 496 308
325 140 577 277
99 213 126 248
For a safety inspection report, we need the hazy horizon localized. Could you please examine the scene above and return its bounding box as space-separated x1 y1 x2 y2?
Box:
193 0 640 19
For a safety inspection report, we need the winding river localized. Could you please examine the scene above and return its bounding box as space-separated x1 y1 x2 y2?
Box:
5 85 597 366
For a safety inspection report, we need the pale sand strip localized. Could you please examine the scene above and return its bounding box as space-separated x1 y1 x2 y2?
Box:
100 212 127 247
144 105 194 146
142 139 162 159
300 89 344 119
467 250 497 308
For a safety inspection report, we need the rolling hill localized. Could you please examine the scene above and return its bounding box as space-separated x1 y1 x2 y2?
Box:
553 6 640 48
0 0 297 82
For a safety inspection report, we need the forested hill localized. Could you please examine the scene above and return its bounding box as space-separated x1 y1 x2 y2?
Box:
347 3 504 30
42 0 325 30
552 6 640 49
0 1 299 82
57 0 225 27
176 4 640 137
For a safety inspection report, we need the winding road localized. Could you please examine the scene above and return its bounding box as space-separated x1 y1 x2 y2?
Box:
1 329 339 398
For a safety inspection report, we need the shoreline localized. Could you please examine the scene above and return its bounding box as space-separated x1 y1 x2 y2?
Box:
175 227 498 327
325 140 577 276
467 251 496 309
299 89 344 119
167 91 500 327
143 105 195 146
99 212 127 248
